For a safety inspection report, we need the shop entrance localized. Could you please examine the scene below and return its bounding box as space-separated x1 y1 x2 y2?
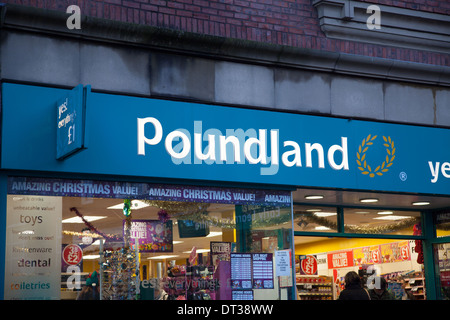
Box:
292 188 450 300
434 242 450 300
294 236 425 300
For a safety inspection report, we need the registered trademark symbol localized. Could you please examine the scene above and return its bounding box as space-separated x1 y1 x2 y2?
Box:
399 172 407 181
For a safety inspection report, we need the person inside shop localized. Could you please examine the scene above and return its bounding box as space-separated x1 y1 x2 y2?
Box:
398 276 415 300
154 280 169 300
77 271 100 300
368 276 394 300
337 271 370 300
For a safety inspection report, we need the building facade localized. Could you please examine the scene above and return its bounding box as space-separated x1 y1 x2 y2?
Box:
0 0 449 301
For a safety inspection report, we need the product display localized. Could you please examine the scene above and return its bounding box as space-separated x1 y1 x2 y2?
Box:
101 247 138 300
296 276 334 300
100 201 140 300
164 255 218 300
400 271 426 300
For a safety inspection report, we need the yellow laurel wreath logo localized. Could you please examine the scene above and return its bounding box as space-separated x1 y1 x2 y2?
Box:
356 134 395 178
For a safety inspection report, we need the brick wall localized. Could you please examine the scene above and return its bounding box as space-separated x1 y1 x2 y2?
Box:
358 0 450 15
3 0 449 66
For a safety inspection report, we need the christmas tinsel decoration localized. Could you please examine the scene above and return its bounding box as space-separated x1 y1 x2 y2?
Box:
414 223 424 264
123 199 132 217
69 204 447 239
70 207 123 242
143 200 210 216
295 212 421 234
158 209 170 223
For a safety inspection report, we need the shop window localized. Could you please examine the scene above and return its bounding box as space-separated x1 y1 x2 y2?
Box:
434 242 450 300
4 177 294 301
343 208 421 236
436 212 450 238
293 205 338 233
295 236 427 300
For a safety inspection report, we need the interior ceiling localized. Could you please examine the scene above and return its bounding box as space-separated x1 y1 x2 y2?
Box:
292 188 450 210
61 188 450 261
62 197 234 260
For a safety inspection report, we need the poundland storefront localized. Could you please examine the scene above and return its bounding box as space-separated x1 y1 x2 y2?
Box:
1 83 450 301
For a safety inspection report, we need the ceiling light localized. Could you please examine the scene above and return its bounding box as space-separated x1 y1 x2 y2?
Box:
373 215 412 221
306 208 322 212
206 231 223 238
355 211 370 214
148 255 179 260
412 201 430 206
62 216 107 223
83 255 100 260
377 211 393 215
313 212 337 217
183 249 210 254
173 240 184 244
107 200 150 210
360 198 379 203
305 195 324 200
315 226 331 230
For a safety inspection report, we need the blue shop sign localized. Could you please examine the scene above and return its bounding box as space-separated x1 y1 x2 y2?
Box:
1 83 450 195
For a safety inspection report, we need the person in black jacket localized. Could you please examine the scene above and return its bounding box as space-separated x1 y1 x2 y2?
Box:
338 271 370 300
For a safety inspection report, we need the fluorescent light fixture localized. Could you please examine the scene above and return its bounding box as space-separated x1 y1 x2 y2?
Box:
206 231 223 238
173 240 184 244
107 200 150 210
305 195 324 200
62 216 107 223
306 208 322 212
373 215 412 221
360 198 379 203
412 201 430 206
315 226 331 230
148 255 179 260
183 249 210 254
83 255 100 260
355 211 370 214
314 212 336 217
377 211 393 215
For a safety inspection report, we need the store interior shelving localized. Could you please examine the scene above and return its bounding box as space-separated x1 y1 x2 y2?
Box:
296 275 335 300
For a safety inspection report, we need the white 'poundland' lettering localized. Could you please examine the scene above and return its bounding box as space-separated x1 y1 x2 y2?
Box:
137 117 349 176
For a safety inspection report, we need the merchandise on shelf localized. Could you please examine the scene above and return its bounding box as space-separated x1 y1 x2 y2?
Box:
296 276 335 300
384 270 426 300
164 255 218 300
